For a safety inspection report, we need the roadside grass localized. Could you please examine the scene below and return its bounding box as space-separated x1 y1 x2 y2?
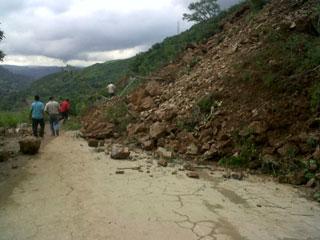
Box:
62 117 82 131
219 133 258 168
0 111 29 128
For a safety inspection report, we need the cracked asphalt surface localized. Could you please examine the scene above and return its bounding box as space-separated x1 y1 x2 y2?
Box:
0 132 320 240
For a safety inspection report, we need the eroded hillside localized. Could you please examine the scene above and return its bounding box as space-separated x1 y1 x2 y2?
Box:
82 0 320 197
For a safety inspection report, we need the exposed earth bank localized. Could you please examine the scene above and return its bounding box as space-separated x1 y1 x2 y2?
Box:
0 132 320 240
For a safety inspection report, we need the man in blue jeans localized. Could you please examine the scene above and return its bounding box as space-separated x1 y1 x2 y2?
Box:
30 95 45 137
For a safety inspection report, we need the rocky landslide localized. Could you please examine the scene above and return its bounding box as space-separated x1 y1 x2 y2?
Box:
81 0 320 200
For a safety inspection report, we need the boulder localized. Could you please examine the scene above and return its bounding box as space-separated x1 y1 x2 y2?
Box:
145 81 161 96
111 145 130 160
156 147 173 159
19 137 41 155
149 122 167 139
88 139 99 148
186 143 199 155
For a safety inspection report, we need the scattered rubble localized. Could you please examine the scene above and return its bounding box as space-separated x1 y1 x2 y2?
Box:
110 145 131 160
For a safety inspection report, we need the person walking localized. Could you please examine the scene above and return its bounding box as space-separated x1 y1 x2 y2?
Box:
30 95 45 137
45 96 60 136
60 99 70 123
106 83 116 97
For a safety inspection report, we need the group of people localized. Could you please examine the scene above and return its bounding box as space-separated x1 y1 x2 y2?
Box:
30 95 70 137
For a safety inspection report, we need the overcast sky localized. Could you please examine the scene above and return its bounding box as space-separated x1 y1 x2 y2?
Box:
0 0 240 67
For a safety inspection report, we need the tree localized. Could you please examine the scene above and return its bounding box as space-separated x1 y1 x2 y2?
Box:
0 28 4 61
183 0 220 23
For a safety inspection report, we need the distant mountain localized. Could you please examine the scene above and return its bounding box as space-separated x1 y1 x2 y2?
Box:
1 65 66 80
0 66 33 92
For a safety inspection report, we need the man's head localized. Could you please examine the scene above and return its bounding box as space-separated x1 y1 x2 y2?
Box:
34 95 40 101
49 96 54 101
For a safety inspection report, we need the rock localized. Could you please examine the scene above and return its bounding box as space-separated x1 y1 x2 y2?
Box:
158 159 168 167
127 123 147 136
183 163 195 171
277 143 299 157
287 171 307 185
306 178 316 188
315 173 320 180
186 143 199 155
149 122 167 139
248 121 269 135
127 88 148 106
156 147 173 159
19 137 41 155
145 80 161 96
141 96 155 110
203 145 220 160
231 172 244 180
111 145 131 160
138 137 154 151
172 170 178 175
88 139 99 148
115 170 125 174
0 151 11 162
11 164 18 169
186 172 200 179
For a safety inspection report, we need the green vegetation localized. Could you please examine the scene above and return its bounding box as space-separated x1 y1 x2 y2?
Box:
219 134 258 168
197 93 218 114
183 0 220 23
238 27 320 97
62 118 82 131
104 100 134 133
0 111 29 128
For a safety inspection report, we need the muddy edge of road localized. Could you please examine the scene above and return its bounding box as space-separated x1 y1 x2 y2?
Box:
0 130 55 206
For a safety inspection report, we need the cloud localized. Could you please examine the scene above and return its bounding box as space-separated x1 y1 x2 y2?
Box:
0 0 241 66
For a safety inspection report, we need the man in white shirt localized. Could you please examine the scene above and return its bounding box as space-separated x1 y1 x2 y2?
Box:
45 96 60 136
107 83 116 97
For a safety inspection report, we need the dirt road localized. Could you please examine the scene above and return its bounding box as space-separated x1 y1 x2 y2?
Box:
0 132 319 240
